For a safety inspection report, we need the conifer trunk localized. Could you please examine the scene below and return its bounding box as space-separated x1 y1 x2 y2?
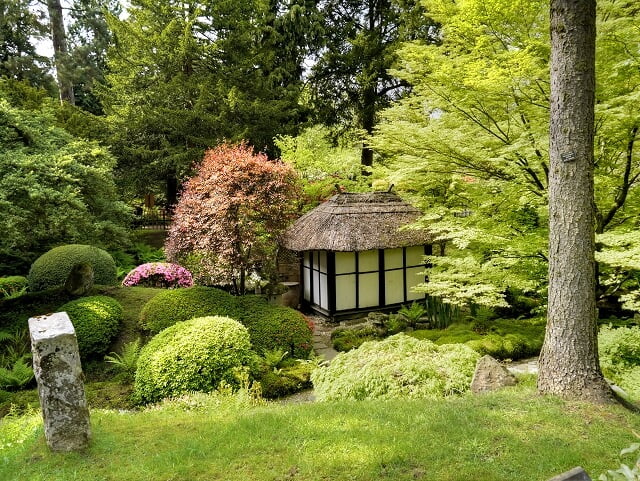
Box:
537 0 612 402
47 0 74 104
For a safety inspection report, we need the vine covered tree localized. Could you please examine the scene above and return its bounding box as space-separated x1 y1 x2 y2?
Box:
165 143 300 294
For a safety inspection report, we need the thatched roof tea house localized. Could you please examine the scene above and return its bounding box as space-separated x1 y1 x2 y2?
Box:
282 191 432 318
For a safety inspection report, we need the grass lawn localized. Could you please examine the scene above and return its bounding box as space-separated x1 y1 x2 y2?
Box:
1 381 639 481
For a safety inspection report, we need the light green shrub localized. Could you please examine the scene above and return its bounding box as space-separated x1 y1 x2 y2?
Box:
59 295 123 357
598 325 640 401
28 245 117 291
599 325 640 373
311 334 480 401
134 316 253 404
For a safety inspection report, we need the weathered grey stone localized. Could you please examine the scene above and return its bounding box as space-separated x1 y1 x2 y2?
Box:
546 467 592 481
29 312 91 452
471 355 517 394
366 312 389 327
64 262 94 296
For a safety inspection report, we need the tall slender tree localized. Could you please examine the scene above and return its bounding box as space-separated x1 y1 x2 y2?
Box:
46 0 74 104
537 0 612 402
310 0 437 167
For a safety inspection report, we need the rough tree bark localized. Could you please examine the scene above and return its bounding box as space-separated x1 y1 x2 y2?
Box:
537 0 612 402
46 0 75 104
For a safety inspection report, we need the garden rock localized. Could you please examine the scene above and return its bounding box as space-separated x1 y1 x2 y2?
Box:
64 262 94 296
546 467 591 481
366 312 388 327
28 312 91 452
471 355 517 394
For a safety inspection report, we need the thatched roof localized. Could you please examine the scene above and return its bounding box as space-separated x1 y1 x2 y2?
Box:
281 192 432 252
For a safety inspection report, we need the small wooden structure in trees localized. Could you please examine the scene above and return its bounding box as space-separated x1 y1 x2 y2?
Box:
281 191 432 318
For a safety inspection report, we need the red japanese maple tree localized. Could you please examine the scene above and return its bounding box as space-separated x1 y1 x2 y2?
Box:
165 143 300 294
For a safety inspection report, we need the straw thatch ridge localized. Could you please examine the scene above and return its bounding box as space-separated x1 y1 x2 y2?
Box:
281 192 432 252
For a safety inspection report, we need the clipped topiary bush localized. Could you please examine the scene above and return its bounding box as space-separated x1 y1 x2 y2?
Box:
311 334 480 401
59 295 123 358
0 276 28 296
28 245 117 292
139 288 313 358
134 316 253 404
139 287 236 333
122 262 193 288
235 296 313 359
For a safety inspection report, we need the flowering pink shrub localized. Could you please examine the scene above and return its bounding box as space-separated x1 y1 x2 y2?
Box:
122 263 193 288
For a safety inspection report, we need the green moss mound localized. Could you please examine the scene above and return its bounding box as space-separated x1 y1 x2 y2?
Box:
139 288 312 358
311 334 480 401
134 316 253 404
28 245 117 292
0 276 28 295
59 295 123 358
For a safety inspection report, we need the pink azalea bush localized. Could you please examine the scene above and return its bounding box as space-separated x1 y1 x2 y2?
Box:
122 262 193 288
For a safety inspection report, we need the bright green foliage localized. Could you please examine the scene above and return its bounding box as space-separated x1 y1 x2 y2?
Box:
134 316 253 404
0 102 129 274
311 334 480 400
275 126 368 208
370 0 640 308
59 295 123 358
331 325 384 352
598 325 640 401
600 442 640 481
139 287 312 358
28 245 117 292
258 360 316 399
104 338 143 381
0 358 34 390
598 325 640 375
412 318 546 360
0 277 27 298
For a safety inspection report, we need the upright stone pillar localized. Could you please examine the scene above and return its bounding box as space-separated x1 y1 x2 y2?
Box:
29 312 91 452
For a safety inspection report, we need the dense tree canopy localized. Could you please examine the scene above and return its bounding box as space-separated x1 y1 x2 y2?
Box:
370 0 640 309
165 143 300 294
0 99 129 274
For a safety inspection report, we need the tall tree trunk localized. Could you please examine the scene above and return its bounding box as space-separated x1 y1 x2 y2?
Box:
537 0 612 402
360 84 376 168
47 0 74 104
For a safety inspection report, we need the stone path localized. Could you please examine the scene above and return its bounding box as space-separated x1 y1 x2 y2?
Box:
309 315 339 362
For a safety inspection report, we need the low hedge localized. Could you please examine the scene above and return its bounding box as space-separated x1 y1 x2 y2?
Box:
28 245 117 292
139 288 312 358
134 316 253 404
59 295 123 358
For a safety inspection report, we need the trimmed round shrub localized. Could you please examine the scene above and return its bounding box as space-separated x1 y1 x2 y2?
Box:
134 316 253 404
59 295 123 358
122 262 193 288
0 276 28 295
139 287 236 333
235 296 313 358
28 245 117 292
139 288 313 358
311 334 480 401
